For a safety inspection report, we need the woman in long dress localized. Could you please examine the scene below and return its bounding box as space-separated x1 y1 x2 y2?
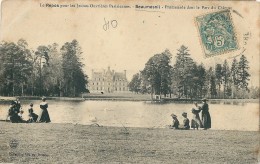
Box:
37 97 51 123
200 98 211 130
191 102 202 130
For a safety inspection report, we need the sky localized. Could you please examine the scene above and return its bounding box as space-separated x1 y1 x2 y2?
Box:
0 0 259 86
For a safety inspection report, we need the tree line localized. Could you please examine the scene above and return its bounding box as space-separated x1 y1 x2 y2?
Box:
0 39 88 97
128 45 258 99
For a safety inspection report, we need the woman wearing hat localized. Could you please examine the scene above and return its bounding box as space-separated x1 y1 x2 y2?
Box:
201 98 211 130
170 114 179 129
28 103 38 123
37 97 51 123
180 112 190 130
8 101 19 123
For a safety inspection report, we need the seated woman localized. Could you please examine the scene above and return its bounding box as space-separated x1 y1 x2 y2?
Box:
179 112 190 130
37 97 51 123
8 101 19 123
28 103 38 123
170 114 179 129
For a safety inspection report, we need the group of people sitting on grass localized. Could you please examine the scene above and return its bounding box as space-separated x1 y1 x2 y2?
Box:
7 97 51 123
170 98 211 130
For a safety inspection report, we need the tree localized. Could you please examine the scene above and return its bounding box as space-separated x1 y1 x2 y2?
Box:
173 45 194 98
34 45 50 96
61 40 88 97
0 40 33 96
237 55 250 98
222 60 232 98
194 63 207 98
230 58 239 98
128 73 141 93
142 49 172 99
215 64 222 98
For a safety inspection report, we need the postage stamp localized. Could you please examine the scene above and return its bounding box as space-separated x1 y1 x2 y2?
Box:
195 10 239 58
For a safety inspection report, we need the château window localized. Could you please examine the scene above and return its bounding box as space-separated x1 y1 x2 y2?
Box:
97 87 98 90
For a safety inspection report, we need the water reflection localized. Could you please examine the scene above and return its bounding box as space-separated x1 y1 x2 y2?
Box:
0 100 258 131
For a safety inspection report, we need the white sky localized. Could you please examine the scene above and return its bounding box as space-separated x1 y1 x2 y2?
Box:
0 0 259 86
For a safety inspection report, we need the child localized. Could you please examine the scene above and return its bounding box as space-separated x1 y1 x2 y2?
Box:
170 114 179 129
179 112 190 130
28 103 38 123
18 110 26 123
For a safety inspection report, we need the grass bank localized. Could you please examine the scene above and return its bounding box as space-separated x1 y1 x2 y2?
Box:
0 123 259 163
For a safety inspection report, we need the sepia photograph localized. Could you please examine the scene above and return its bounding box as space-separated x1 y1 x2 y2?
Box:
0 0 259 163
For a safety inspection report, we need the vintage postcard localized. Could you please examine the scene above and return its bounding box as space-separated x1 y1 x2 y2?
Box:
0 0 259 163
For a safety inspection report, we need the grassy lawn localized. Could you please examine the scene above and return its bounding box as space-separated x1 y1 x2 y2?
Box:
0 123 259 163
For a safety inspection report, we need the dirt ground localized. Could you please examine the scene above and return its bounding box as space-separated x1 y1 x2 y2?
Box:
0 122 259 164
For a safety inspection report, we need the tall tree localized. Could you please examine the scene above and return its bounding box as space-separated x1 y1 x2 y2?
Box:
173 45 194 98
215 64 222 98
142 49 172 99
0 40 33 96
222 60 231 98
196 64 207 98
34 45 50 96
230 58 239 98
61 40 88 97
237 55 250 98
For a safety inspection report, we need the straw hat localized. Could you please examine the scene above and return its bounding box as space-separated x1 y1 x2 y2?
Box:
182 112 187 116
171 114 177 118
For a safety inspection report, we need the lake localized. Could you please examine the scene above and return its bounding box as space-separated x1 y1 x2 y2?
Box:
0 100 258 131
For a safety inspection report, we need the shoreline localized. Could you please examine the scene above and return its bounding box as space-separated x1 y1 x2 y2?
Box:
0 122 259 163
0 121 258 132
0 96 258 103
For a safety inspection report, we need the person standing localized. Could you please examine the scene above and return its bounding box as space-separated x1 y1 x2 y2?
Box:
191 102 202 130
201 98 211 130
14 97 21 114
37 97 51 123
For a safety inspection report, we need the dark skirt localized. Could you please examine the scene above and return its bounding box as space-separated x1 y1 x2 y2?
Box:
37 109 51 123
10 114 20 123
28 113 38 123
201 112 211 129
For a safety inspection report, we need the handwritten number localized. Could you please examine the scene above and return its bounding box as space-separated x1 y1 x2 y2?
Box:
111 20 118 28
103 18 118 31
103 18 109 31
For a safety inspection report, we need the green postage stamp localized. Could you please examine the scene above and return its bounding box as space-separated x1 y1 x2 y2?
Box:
196 10 239 58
